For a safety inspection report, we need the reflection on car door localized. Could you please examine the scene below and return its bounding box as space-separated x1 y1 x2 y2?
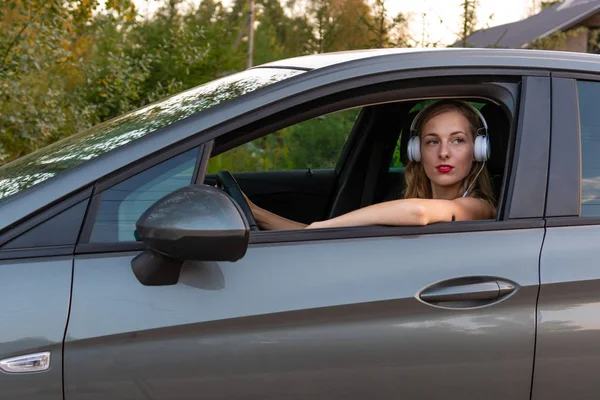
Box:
64 226 542 399
0 258 71 400
533 78 600 399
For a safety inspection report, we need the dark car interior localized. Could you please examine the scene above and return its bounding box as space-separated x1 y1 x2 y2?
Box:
205 97 512 228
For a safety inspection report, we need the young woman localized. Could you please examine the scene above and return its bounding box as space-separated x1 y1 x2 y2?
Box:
245 99 497 230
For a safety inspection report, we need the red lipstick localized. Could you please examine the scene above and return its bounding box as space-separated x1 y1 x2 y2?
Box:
436 164 453 173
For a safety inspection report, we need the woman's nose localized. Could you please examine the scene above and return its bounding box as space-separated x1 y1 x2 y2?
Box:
438 141 450 159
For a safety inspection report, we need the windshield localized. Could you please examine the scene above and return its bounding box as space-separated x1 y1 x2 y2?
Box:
0 67 303 200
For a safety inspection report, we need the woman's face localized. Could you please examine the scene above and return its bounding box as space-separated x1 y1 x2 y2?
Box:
420 110 475 197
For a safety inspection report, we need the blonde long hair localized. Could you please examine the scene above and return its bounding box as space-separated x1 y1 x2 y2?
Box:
403 100 497 215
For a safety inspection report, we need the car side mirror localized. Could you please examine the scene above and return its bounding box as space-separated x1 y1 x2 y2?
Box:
132 184 249 286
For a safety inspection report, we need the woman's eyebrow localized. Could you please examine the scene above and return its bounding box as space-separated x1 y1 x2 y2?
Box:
424 131 466 138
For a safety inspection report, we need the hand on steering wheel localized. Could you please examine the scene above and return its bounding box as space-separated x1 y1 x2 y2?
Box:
215 170 259 231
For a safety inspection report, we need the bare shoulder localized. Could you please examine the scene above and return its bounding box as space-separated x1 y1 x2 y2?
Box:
450 196 496 221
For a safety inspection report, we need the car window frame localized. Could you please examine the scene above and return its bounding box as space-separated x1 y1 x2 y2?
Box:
0 187 93 260
88 146 201 243
242 75 549 245
76 139 208 252
544 72 600 227
74 69 550 255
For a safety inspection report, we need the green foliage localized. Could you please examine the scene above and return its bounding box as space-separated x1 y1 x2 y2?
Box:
207 108 360 173
541 1 564 10
253 0 314 64
529 27 587 50
588 28 600 54
0 0 140 162
0 0 409 166
364 0 409 48
457 0 478 47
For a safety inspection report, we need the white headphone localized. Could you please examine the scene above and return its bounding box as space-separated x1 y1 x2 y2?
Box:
407 100 490 163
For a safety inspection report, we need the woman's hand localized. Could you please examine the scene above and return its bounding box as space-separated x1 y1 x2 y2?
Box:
240 192 307 230
242 191 261 216
241 191 330 230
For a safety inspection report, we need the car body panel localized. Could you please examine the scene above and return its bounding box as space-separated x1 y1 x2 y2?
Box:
258 48 600 72
0 257 72 400
504 76 551 219
534 225 600 400
64 227 542 399
533 74 600 399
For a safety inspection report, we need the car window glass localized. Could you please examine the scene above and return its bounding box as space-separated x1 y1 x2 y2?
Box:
89 147 199 242
0 68 303 202
577 81 600 217
207 108 361 173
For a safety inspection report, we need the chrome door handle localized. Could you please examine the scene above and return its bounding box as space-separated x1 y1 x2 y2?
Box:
419 279 516 305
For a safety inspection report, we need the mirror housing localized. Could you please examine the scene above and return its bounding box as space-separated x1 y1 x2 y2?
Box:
132 184 249 286
136 184 250 262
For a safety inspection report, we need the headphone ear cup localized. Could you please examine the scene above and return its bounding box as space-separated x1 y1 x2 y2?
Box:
408 136 421 162
474 135 490 162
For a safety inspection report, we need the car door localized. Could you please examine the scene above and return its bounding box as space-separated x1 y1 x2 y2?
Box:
0 191 90 400
63 75 548 400
533 77 600 399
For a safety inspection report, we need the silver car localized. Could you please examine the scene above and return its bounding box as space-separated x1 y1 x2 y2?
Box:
0 48 597 399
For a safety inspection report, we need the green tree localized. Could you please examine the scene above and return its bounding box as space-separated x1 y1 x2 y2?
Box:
252 0 313 65
0 0 252 165
364 0 409 48
305 0 375 53
458 0 478 47
0 0 136 162
208 108 360 173
541 1 563 9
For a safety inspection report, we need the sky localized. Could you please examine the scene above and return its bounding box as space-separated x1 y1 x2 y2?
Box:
134 0 536 46
385 0 534 46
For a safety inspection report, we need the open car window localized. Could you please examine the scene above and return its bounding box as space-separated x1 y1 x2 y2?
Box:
204 107 361 225
207 108 360 174
206 96 511 231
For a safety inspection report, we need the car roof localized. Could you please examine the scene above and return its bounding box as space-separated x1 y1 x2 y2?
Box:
255 48 421 70
255 47 600 72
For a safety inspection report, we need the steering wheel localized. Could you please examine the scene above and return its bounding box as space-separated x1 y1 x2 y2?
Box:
215 170 259 231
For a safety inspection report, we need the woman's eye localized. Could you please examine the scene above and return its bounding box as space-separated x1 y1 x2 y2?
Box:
426 140 438 145
452 138 465 144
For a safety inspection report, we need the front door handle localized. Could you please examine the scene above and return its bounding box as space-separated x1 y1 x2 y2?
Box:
419 278 516 305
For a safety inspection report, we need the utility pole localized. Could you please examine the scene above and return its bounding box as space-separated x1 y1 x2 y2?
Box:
247 0 255 69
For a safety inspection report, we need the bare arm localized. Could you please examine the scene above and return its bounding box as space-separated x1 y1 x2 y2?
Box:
244 193 307 230
307 197 494 229
253 205 308 230
245 192 494 231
